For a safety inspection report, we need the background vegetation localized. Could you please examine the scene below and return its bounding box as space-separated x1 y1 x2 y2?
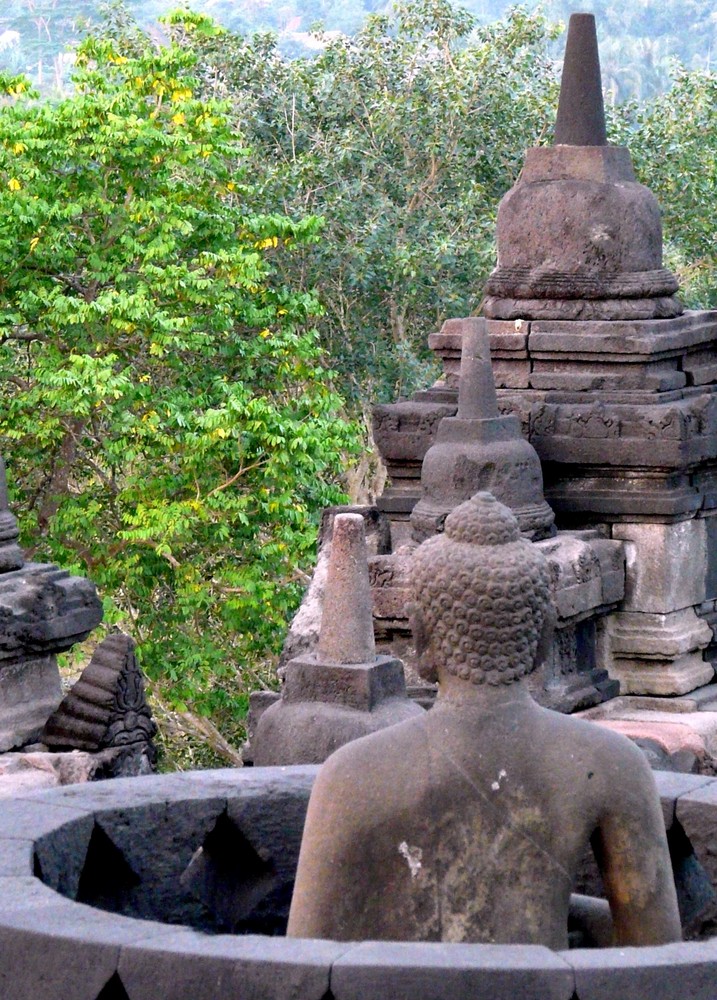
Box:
3 0 717 101
0 0 715 763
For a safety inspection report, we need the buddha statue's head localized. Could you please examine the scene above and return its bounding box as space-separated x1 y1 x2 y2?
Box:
411 491 554 685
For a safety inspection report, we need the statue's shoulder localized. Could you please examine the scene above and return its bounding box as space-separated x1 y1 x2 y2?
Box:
314 713 429 798
537 705 655 796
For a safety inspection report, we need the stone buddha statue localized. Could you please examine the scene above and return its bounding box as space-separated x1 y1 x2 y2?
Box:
287 492 681 948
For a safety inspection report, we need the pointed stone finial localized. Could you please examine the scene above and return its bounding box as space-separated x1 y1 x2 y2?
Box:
0 458 24 572
317 513 376 665
457 318 499 421
42 632 157 752
554 13 607 146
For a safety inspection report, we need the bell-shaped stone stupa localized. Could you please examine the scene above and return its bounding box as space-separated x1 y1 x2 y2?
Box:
484 13 681 322
410 317 554 541
251 513 422 765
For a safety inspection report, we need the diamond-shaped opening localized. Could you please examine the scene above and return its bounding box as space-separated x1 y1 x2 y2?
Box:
180 809 288 934
668 819 717 940
95 972 131 1000
76 823 140 912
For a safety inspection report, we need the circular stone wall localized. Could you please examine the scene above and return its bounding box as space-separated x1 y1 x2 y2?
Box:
1 766 717 999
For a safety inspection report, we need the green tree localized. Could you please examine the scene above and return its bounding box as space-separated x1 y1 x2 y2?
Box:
612 68 717 309
182 1 559 400
0 25 358 723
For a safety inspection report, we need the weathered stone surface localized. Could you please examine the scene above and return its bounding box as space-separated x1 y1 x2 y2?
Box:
288 494 680 947
277 505 390 673
119 931 343 1000
181 773 315 935
600 608 712 664
0 561 103 751
531 619 618 714
252 514 421 766
0 876 174 1000
330 942 575 1000
0 459 24 573
485 135 681 322
251 683 421 767
43 634 156 758
553 12 606 146
317 514 375 664
487 295 683 322
535 531 624 622
0 837 33 876
613 519 707 614
527 310 717 355
0 655 63 752
411 319 554 542
602 654 713 697
564 939 717 1000
373 400 457 467
599 605 715 696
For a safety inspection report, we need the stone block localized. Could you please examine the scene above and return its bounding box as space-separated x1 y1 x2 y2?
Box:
612 519 707 614
528 310 717 357
598 609 714 694
0 655 63 751
330 941 575 1000
604 609 712 659
676 780 717 887
591 537 626 606
180 772 314 935
0 837 33 875
0 876 173 1000
486 317 530 353
118 930 343 1000
34 813 95 899
373 402 456 466
603 653 713 697
703 513 717 605
655 770 713 829
534 531 624 624
492 359 532 388
89 797 225 925
0 797 90 841
282 655 406 709
605 653 714 696
0 765 59 796
564 939 717 1000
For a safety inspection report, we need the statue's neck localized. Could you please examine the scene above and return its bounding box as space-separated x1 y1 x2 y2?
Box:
436 671 535 712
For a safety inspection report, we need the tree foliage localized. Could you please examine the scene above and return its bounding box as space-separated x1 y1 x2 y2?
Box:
611 69 717 308
4 0 717 103
183 1 559 400
0 29 358 718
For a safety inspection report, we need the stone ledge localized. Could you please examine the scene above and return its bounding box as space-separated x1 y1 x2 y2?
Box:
0 769 714 1000
527 311 717 357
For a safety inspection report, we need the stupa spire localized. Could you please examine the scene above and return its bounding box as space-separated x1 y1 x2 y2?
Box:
317 513 376 664
456 319 498 421
554 13 607 146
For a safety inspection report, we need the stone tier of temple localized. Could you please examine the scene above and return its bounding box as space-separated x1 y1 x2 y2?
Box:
372 14 717 706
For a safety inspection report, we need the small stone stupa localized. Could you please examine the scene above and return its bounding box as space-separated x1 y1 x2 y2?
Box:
251 513 422 765
410 317 554 541
484 12 681 322
288 493 682 948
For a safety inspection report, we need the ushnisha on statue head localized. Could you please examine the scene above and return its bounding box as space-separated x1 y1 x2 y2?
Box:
411 491 553 686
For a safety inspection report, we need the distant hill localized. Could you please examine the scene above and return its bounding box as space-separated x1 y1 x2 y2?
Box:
2 0 716 101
